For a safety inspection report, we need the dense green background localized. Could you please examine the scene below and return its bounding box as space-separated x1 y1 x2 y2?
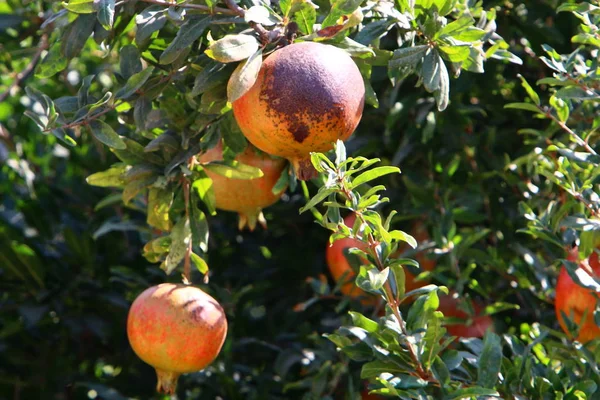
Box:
0 0 594 399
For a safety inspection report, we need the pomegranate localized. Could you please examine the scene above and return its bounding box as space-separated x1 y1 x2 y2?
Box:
127 283 228 394
437 293 493 338
555 246 600 342
232 42 365 181
326 214 374 305
197 140 287 230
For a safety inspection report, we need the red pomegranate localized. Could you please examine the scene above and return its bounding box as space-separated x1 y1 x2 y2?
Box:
555 246 600 342
325 214 374 305
197 140 287 230
127 283 228 394
437 293 493 338
232 42 365 180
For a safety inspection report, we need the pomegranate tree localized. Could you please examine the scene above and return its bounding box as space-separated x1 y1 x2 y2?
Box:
127 283 228 394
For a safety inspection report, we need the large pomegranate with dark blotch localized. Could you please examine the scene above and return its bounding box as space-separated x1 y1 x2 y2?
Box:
232 42 365 181
197 140 287 230
555 246 600 343
127 283 227 394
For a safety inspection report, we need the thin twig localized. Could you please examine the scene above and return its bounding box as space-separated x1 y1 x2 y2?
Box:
0 34 49 103
182 175 192 284
541 106 597 155
338 180 434 383
115 0 238 15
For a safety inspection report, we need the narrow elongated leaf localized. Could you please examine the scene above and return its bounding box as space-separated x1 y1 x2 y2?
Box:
61 14 95 59
147 188 173 231
135 6 166 43
116 67 154 99
86 165 128 187
190 252 209 274
160 16 211 65
203 160 264 179
96 0 115 29
504 102 541 113
64 0 95 14
360 361 405 378
162 218 191 274
389 45 428 68
477 332 502 388
192 171 217 215
517 74 540 105
35 42 67 78
350 166 400 189
422 49 441 92
227 50 263 102
89 120 126 149
205 34 259 63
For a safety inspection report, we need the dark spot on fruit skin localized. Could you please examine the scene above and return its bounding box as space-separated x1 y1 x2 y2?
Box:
258 43 352 143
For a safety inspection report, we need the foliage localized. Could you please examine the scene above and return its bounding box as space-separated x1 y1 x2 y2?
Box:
1 0 600 398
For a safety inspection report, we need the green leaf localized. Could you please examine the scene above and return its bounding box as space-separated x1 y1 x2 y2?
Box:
190 252 209 274
192 171 217 216
389 45 429 68
504 102 542 113
205 34 260 63
390 263 405 300
355 19 395 45
63 0 95 14
160 16 211 65
272 166 290 195
447 387 500 399
348 311 378 333
227 49 263 102
96 0 115 29
88 120 126 150
161 218 191 274
61 14 95 59
368 267 389 290
244 6 279 26
550 95 569 122
35 42 68 78
439 45 470 62
147 188 173 231
350 166 400 189
192 60 233 97
86 165 128 187
116 67 155 99
422 49 441 92
190 204 209 252
299 187 336 214
435 15 473 38
477 332 502 388
291 1 317 34
517 74 540 105
120 45 142 80
136 6 166 43
203 160 264 179
360 360 405 378
322 0 362 28
434 56 449 111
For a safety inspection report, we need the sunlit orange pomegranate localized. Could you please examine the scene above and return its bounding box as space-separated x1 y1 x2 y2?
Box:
197 140 287 230
555 246 600 343
127 283 227 394
232 42 365 180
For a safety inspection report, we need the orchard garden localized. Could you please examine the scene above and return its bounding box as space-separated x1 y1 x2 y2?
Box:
2 0 600 399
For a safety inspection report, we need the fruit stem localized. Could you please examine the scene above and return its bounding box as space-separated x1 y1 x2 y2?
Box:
155 368 181 394
291 157 318 181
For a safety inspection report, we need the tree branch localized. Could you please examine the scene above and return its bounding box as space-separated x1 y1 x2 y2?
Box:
116 0 238 15
0 34 49 103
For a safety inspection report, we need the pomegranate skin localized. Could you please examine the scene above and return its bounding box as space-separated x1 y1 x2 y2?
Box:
555 247 600 343
232 42 365 180
438 293 493 338
197 141 287 231
127 283 227 394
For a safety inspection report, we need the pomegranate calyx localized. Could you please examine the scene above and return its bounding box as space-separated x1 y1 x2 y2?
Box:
155 368 181 394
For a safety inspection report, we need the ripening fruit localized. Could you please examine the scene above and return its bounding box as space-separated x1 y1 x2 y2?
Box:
197 141 287 230
325 214 373 304
325 216 434 305
232 42 365 181
127 283 228 394
437 293 493 338
555 247 600 343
